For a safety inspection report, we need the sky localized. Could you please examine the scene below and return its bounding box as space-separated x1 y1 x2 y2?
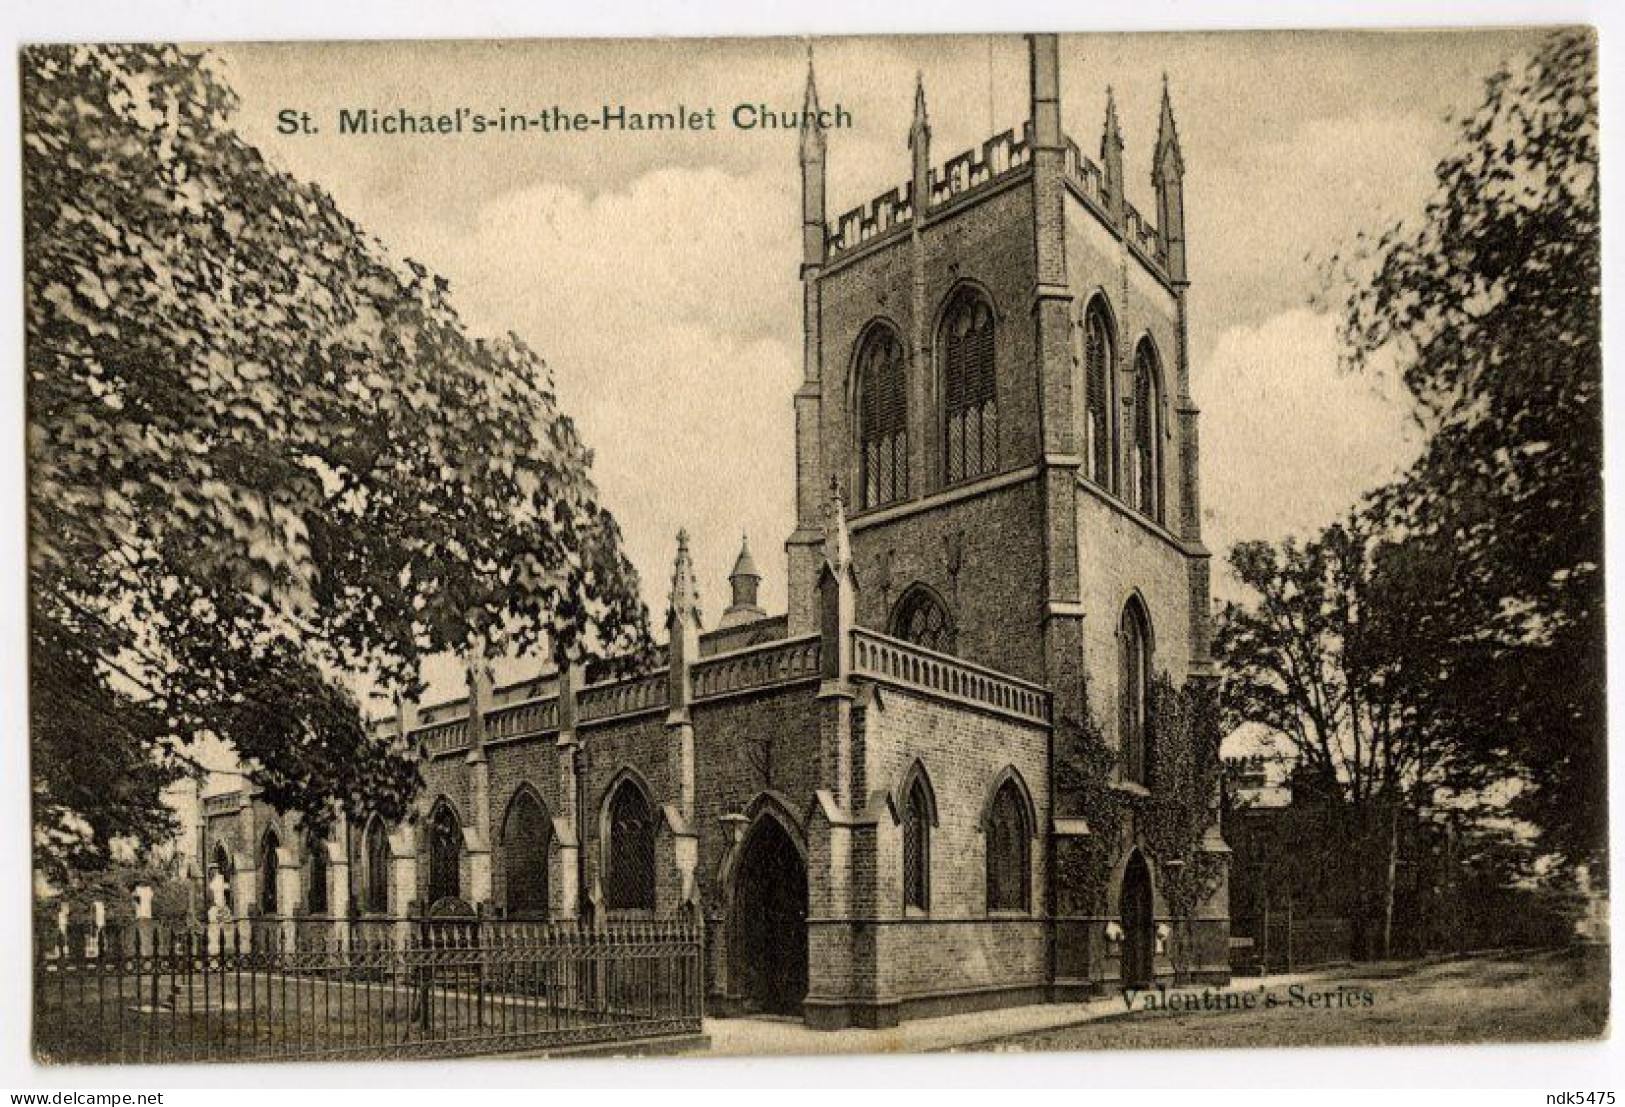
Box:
208 30 1544 700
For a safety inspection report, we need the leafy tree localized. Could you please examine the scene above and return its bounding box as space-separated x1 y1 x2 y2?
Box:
1216 516 1466 955
25 45 652 885
1332 29 1602 873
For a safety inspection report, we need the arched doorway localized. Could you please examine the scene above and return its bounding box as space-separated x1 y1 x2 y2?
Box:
731 816 808 1015
1120 851 1155 987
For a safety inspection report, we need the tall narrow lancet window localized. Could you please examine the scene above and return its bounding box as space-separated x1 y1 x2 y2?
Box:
902 775 932 911
985 778 1031 912
1118 600 1153 785
856 325 908 509
1132 340 1163 522
1083 301 1115 490
307 837 329 916
502 790 552 918
213 843 235 913
259 830 281 916
427 802 463 907
364 818 390 914
605 779 656 911
941 289 998 483
890 585 954 655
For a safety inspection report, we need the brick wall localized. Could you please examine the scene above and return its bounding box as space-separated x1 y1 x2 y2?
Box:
852 683 1051 1004
850 479 1046 683
1076 492 1195 737
486 735 568 915
818 182 1040 505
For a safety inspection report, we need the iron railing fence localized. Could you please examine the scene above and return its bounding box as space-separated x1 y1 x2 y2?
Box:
35 915 704 1064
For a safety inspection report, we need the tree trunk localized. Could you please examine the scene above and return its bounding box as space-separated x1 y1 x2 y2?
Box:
1381 801 1399 959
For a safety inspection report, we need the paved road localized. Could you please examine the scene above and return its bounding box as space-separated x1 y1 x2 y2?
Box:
967 947 1608 1052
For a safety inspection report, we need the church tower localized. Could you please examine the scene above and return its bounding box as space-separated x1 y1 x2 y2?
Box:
785 36 1221 990
787 35 1210 698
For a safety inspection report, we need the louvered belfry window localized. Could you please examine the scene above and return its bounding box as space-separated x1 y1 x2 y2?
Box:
1119 601 1152 785
858 325 908 509
942 291 998 484
1133 341 1162 522
1084 303 1115 490
605 781 656 911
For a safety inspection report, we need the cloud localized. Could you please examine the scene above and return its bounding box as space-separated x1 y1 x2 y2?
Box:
1195 308 1421 596
205 34 1532 705
404 167 803 652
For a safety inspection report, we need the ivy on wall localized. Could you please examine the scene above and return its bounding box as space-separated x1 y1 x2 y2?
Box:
1054 673 1225 927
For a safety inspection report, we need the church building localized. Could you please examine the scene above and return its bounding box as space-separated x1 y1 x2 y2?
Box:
200 34 1231 1029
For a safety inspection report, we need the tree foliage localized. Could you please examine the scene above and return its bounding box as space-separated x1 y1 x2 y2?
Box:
25 45 652 883
1217 517 1462 810
1216 515 1489 955
1332 29 1603 871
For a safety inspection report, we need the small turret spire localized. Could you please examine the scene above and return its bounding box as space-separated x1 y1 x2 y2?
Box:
799 42 828 267
1153 74 1188 283
1154 73 1184 183
910 70 932 213
1101 86 1126 223
667 528 701 630
800 44 825 143
720 534 766 628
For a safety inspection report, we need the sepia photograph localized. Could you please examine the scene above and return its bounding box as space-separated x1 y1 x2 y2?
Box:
16 18 1608 1075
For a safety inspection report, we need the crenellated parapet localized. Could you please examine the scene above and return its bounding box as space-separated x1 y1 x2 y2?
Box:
927 123 1034 207
825 183 915 259
1122 201 1167 267
823 118 1169 280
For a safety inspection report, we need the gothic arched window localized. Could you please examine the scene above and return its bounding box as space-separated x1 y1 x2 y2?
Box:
605 778 656 912
502 789 552 918
941 289 998 484
427 801 463 907
985 777 1031 912
902 773 933 912
1118 600 1153 785
1132 340 1163 522
889 585 954 655
307 837 329 916
213 842 235 913
856 324 908 509
259 829 281 916
1083 299 1116 491
364 817 390 914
